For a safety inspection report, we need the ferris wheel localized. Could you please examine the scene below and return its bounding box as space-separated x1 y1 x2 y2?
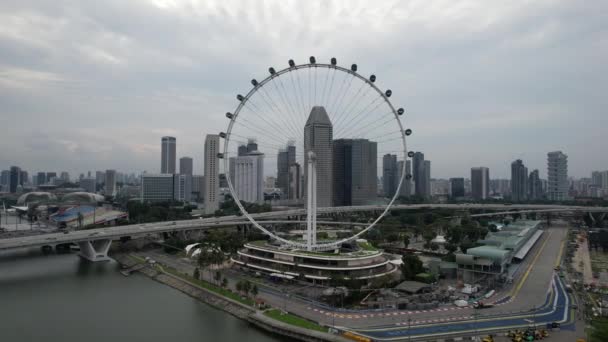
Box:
219 57 412 251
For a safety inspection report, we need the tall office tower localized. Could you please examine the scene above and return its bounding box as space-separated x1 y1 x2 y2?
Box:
191 175 205 202
528 169 543 200
9 166 21 193
1 170 10 187
95 171 105 185
265 176 276 189
333 139 378 206
424 160 431 196
204 134 220 214
232 150 264 203
450 178 465 198
80 178 96 193
547 151 568 201
382 154 398 197
511 159 528 202
20 170 28 185
304 106 333 207
246 139 258 154
397 160 412 197
179 157 193 175
219 173 228 188
104 170 117 196
46 172 57 182
161 136 177 174
238 145 248 157
602 171 608 189
35 172 44 185
471 167 490 200
289 163 302 200
277 142 296 198
412 152 429 198
60 171 70 182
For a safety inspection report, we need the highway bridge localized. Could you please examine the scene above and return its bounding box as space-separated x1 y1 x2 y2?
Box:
1 203 606 261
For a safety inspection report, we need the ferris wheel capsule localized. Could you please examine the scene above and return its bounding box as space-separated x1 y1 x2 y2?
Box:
385 90 392 97
330 57 337 65
236 94 244 101
405 129 412 136
269 67 276 75
408 151 415 158
251 79 258 87
288 59 295 67
219 132 227 138
351 64 357 72
397 108 404 115
370 75 376 83
309 56 316 64
226 112 234 119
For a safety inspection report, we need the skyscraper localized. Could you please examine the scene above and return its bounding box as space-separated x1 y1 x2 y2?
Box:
511 159 528 202
180 157 193 175
204 134 220 214
277 142 296 198
105 169 116 196
397 160 412 197
232 150 264 203
547 151 568 201
20 170 29 185
304 106 333 207
1 170 11 188
161 136 176 174
191 175 205 202
413 152 430 198
528 169 542 200
382 154 398 197
80 178 96 193
450 178 465 198
9 166 21 193
95 171 105 185
238 145 248 157
246 139 258 154
333 139 377 206
424 160 431 197
471 167 490 200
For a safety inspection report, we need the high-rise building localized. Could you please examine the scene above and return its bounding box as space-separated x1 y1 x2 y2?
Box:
412 152 430 198
105 169 117 196
333 139 377 206
511 159 528 202
9 166 21 193
231 151 264 203
141 174 175 202
382 154 398 198
289 163 302 200
547 151 568 201
161 136 177 174
80 178 96 193
265 176 276 189
238 145 248 157
304 106 333 207
191 175 205 203
1 170 10 188
528 169 543 200
246 139 258 154
397 160 412 197
60 171 70 183
204 134 220 214
46 172 57 183
95 171 105 185
180 157 193 175
20 170 29 185
277 142 296 198
471 167 490 200
450 178 465 198
174 174 192 202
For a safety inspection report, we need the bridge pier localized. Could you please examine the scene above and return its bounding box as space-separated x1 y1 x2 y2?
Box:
78 239 112 262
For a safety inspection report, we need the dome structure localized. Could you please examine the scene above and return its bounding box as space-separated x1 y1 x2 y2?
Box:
61 192 104 204
17 192 57 205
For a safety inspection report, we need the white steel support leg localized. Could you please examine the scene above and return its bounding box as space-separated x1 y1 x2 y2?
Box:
78 239 112 262
306 151 318 251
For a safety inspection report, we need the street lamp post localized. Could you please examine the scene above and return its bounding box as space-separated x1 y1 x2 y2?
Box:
407 316 412 342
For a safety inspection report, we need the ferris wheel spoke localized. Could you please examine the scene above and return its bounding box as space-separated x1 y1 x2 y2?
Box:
288 71 306 122
243 99 299 141
332 82 371 129
329 73 355 121
268 77 300 134
346 114 394 139
234 117 294 146
257 85 301 139
334 97 387 137
319 67 332 107
275 76 306 141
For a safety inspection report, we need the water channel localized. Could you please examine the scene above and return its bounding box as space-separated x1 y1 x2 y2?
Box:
0 248 283 342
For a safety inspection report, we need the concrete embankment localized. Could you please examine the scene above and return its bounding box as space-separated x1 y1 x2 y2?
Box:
114 253 350 342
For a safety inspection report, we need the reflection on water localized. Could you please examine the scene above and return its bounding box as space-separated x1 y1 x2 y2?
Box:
0 248 282 342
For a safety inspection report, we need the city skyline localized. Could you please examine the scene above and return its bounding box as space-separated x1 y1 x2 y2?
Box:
0 1 606 178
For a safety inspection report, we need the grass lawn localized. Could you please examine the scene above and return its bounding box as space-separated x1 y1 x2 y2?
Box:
264 309 328 333
161 265 254 307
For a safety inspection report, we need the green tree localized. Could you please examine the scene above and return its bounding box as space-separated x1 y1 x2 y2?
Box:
243 280 252 297
193 267 200 280
386 233 400 243
488 224 498 232
214 271 221 285
221 277 228 288
430 243 439 251
251 284 258 298
236 281 243 294
401 254 424 280
445 243 458 254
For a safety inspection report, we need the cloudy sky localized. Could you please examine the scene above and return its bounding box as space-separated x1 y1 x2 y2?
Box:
0 0 606 179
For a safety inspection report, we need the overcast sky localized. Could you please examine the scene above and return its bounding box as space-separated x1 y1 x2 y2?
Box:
0 0 606 179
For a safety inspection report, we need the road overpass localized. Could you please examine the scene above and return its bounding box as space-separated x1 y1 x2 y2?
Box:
1 203 606 261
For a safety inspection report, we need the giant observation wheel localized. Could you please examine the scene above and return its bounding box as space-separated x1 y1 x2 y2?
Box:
219 57 413 251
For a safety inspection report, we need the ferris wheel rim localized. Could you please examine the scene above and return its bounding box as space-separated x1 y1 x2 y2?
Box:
221 60 409 250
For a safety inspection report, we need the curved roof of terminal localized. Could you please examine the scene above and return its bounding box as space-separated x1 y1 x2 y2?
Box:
17 192 57 205
61 192 104 204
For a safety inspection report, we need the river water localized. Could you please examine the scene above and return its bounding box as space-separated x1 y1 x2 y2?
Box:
0 249 283 342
